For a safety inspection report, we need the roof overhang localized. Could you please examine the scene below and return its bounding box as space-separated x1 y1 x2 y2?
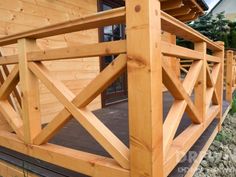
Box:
160 0 208 22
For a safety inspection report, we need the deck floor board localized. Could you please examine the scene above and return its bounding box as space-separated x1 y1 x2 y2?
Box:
0 92 231 177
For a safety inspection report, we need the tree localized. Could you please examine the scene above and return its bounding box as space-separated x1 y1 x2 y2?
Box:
189 12 231 48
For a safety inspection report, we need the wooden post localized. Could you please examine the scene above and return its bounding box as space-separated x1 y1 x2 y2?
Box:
194 42 207 123
126 0 163 177
226 50 234 102
18 38 41 144
213 42 224 128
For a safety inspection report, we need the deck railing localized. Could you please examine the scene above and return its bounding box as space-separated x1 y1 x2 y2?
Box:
0 1 225 177
225 50 236 102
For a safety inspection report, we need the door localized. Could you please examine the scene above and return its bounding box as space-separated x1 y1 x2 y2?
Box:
98 0 127 107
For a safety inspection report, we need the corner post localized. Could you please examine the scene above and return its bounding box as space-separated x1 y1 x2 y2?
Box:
18 38 41 144
226 50 234 102
126 0 163 177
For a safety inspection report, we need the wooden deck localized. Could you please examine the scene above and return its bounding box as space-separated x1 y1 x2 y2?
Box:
0 92 230 177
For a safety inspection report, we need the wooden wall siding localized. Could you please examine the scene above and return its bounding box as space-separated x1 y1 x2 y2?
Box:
0 0 101 123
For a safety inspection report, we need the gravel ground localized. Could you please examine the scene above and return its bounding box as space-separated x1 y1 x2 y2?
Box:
194 113 236 177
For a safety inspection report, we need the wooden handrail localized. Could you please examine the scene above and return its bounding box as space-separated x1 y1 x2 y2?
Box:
161 11 222 51
0 7 126 46
0 7 222 53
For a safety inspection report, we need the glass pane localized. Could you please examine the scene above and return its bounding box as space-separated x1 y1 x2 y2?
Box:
102 4 112 11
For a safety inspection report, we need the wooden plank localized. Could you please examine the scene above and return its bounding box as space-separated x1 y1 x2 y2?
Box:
0 100 23 139
164 124 204 176
0 55 18 65
0 40 126 65
213 42 224 130
0 65 19 99
206 54 221 63
164 106 219 176
226 50 234 102
28 62 129 169
165 6 191 16
33 54 127 144
28 40 126 61
126 0 163 176
161 0 183 11
0 131 129 177
205 63 221 111
0 7 222 53
0 7 126 46
184 127 218 177
161 11 222 51
211 63 221 105
194 42 206 123
162 61 201 123
161 41 204 60
163 60 202 158
17 38 41 144
1 63 21 106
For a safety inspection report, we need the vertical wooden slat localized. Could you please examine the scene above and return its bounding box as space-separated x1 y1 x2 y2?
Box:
194 42 207 123
126 0 163 177
18 38 41 144
213 42 225 128
226 50 234 102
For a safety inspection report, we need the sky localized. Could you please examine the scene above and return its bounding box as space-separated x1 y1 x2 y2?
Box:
205 0 220 11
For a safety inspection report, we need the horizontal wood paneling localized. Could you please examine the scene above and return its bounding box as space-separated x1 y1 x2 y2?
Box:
0 0 101 124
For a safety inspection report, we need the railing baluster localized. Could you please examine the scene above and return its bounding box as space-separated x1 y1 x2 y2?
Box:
213 42 225 128
194 42 207 124
17 38 41 144
226 50 234 102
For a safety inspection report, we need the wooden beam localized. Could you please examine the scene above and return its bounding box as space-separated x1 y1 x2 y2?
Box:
0 55 18 65
162 61 201 123
33 54 127 145
226 50 234 102
0 100 23 140
165 6 191 16
194 42 206 123
0 7 221 52
161 0 183 11
161 41 204 60
0 131 129 177
177 11 197 22
161 11 222 51
164 106 219 176
29 62 129 169
213 42 224 130
126 0 163 176
164 124 203 176
0 7 126 46
18 38 41 144
184 127 218 177
0 40 126 65
206 54 221 63
205 63 221 110
0 65 19 99
28 40 126 62
163 60 202 158
0 53 21 106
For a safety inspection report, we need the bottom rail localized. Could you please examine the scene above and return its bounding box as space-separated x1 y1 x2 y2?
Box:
0 131 129 177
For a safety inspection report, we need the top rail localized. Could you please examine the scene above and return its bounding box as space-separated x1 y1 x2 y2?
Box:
0 7 126 46
0 7 222 52
161 11 222 51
